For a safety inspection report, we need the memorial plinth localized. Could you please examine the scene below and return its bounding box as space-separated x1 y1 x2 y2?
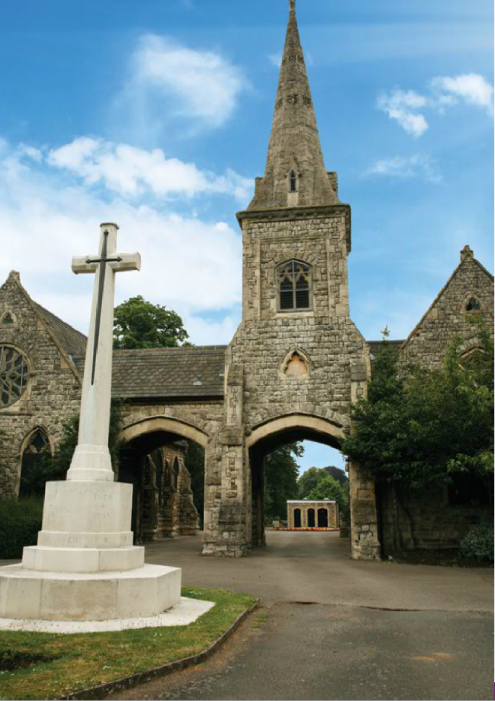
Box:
0 224 182 626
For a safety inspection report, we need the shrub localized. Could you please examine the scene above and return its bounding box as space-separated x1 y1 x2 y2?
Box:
460 525 494 563
0 497 43 559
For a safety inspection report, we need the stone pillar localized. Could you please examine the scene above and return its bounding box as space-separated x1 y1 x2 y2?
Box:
349 462 381 559
203 364 249 556
350 360 381 560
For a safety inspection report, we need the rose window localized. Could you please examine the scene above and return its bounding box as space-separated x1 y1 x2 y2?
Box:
0 346 29 408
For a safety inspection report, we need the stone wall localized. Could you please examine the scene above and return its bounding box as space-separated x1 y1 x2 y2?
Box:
378 482 493 555
401 248 494 369
0 274 82 498
393 248 494 554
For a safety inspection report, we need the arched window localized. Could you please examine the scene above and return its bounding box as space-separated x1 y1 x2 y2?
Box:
289 169 298 192
308 508 315 527
466 297 481 312
20 428 51 498
0 345 29 408
277 260 312 312
1 312 15 326
294 508 301 528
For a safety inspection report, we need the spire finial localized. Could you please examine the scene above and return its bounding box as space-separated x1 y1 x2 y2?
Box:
289 0 296 12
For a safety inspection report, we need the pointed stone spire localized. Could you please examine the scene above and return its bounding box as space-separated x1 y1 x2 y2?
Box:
248 0 339 210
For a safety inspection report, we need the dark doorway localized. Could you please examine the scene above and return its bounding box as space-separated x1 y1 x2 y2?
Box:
294 508 301 528
318 508 328 527
308 508 315 527
20 428 51 498
119 431 204 544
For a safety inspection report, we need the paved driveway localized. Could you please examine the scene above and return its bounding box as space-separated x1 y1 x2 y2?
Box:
4 531 492 699
108 531 493 700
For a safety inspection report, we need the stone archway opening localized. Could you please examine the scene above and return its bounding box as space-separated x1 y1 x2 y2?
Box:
247 415 349 552
119 421 206 546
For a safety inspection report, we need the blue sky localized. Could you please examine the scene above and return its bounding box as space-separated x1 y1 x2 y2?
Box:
1 0 493 473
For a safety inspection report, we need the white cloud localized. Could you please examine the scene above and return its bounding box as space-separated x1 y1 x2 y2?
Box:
431 74 494 115
124 35 247 131
0 141 243 343
378 74 494 136
377 90 429 137
269 53 282 68
365 154 441 183
46 137 252 202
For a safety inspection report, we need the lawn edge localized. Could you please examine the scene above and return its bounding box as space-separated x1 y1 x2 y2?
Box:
59 599 259 701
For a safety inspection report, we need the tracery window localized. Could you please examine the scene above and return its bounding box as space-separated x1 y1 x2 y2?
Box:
0 346 29 408
466 297 481 312
277 260 312 312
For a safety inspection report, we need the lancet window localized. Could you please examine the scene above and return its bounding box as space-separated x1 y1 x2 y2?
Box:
289 169 298 192
277 260 312 311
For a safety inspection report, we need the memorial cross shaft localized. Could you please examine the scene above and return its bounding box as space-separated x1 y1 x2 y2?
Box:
67 223 140 483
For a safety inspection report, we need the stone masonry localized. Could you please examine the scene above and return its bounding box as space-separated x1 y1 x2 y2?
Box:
0 272 83 498
0 1 492 560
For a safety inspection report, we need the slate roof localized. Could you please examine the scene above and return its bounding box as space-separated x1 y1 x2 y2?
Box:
33 302 87 358
73 346 227 400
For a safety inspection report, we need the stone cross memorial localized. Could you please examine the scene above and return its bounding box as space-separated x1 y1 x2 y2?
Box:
0 223 182 626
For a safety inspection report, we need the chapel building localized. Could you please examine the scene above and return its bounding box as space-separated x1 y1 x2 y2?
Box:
0 1 493 558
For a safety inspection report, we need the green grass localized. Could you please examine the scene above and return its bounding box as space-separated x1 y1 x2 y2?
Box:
0 588 257 701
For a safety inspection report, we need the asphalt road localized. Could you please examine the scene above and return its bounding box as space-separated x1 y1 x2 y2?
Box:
107 532 493 701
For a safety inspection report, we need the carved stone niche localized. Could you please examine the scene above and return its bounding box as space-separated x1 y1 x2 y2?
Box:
280 349 311 380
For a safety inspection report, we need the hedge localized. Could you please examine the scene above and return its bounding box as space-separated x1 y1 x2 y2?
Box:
0 497 43 559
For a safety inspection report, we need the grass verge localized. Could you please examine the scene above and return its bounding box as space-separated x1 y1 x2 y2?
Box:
0 587 257 701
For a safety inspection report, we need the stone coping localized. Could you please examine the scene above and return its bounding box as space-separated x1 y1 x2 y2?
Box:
287 500 337 504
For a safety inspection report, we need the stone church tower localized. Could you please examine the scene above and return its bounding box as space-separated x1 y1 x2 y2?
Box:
202 1 380 558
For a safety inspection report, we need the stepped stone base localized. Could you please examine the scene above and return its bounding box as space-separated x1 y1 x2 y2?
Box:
22 545 145 573
0 564 181 621
0 478 182 622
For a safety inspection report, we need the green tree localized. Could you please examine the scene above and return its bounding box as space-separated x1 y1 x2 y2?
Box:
298 468 349 507
114 296 189 349
264 443 302 521
342 320 494 494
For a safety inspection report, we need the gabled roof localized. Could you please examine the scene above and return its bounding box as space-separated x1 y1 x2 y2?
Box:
4 271 84 383
73 346 227 400
401 247 494 353
33 302 87 358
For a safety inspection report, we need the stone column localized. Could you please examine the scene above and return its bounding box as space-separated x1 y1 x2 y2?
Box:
349 360 381 560
204 364 249 556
